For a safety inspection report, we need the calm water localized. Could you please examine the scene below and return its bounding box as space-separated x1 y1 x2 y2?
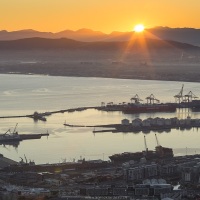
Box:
1 74 200 164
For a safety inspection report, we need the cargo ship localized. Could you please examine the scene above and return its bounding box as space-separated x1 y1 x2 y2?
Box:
100 94 177 114
109 135 173 163
122 103 176 114
109 145 173 163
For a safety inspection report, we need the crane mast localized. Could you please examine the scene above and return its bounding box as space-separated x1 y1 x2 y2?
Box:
131 94 143 104
146 94 160 104
155 134 160 147
13 123 18 134
174 84 184 103
144 135 148 152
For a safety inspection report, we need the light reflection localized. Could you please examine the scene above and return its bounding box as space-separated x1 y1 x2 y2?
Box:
0 75 200 163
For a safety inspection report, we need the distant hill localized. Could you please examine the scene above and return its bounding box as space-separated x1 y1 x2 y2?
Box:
146 27 200 47
0 37 198 51
1 27 200 46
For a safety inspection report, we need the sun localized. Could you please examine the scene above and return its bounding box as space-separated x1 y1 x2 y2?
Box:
134 24 145 33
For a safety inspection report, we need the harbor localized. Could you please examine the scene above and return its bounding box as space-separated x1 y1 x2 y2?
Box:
1 75 200 165
0 84 199 123
1 77 200 199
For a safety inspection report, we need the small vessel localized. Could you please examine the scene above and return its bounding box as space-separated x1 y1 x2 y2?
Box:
0 124 49 143
0 124 21 143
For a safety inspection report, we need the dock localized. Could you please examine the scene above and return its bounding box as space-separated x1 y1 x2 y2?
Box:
0 107 98 121
0 133 49 144
64 117 200 134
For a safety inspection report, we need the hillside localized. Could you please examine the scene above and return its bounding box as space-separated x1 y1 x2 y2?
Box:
1 27 200 46
0 37 198 51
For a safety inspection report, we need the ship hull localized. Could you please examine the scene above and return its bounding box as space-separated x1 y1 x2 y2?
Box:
109 146 173 163
123 104 176 114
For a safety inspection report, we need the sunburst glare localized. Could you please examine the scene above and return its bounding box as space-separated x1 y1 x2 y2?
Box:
134 24 145 32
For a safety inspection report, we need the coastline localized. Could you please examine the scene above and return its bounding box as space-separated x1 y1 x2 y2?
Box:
0 62 200 83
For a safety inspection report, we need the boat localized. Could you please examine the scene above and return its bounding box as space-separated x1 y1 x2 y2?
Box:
109 145 173 163
122 103 176 114
0 132 21 142
0 124 21 142
0 124 49 143
100 94 177 114
109 135 173 163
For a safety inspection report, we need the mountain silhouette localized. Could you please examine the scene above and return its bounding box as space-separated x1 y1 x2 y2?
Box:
0 37 198 51
1 27 200 46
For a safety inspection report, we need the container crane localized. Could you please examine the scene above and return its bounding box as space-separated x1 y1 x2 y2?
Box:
146 94 160 104
174 84 184 103
131 94 143 104
183 91 198 103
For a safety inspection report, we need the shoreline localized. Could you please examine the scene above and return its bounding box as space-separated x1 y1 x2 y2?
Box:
1 70 200 84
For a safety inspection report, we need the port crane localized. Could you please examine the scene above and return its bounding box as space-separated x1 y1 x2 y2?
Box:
155 134 160 147
146 94 160 104
174 84 184 103
107 102 113 106
13 123 18 134
183 91 198 103
3 123 18 136
144 135 148 152
101 102 105 107
131 94 143 104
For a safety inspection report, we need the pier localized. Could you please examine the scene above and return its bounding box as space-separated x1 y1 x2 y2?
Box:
0 106 98 121
64 117 200 134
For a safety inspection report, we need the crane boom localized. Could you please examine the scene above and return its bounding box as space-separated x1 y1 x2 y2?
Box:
24 154 28 163
144 136 148 152
180 84 184 96
13 123 18 134
174 84 184 103
155 134 160 146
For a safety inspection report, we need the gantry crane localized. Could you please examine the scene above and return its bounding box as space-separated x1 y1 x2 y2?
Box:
174 84 184 103
146 94 160 104
131 94 143 104
183 91 198 103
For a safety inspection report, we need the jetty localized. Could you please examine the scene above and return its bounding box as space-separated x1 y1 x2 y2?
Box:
0 106 98 121
64 116 200 134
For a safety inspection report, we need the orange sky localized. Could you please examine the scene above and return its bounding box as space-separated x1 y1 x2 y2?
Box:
1 0 200 33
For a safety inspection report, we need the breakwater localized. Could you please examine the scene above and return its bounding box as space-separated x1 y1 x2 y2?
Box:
0 106 98 121
64 117 200 133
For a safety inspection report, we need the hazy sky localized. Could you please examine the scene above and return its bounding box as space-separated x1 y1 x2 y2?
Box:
1 0 199 32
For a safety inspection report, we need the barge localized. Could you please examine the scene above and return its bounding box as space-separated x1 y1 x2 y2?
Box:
109 135 173 163
0 124 49 144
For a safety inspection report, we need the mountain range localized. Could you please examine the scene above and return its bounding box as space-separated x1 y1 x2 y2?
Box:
0 37 198 51
0 27 200 46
